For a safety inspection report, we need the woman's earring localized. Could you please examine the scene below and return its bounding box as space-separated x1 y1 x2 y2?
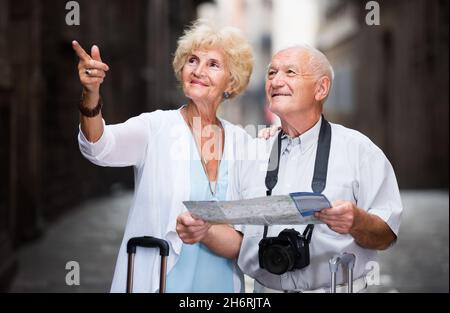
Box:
223 92 230 99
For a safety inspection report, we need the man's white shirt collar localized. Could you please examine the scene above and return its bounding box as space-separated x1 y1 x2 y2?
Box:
280 116 322 155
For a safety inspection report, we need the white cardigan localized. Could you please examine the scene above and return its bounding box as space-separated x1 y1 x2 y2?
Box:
78 108 252 293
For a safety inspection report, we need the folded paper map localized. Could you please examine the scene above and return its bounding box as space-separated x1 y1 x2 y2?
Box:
183 192 331 225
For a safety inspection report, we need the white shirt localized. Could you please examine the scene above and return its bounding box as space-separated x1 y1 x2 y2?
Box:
232 117 403 291
78 108 252 293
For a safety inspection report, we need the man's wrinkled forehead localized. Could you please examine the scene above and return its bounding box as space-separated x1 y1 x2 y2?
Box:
269 48 310 70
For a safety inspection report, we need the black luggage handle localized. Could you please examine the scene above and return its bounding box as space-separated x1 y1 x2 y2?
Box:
127 236 170 256
126 236 170 293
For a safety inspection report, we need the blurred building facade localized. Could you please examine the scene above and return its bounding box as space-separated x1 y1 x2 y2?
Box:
316 0 449 189
0 0 208 291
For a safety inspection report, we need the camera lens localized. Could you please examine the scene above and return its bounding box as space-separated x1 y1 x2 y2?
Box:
262 244 295 275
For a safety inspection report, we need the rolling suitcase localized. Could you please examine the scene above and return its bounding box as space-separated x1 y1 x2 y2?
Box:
328 252 356 293
126 236 170 293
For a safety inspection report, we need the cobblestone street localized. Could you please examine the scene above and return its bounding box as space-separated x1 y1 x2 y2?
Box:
8 190 449 293
8 190 131 293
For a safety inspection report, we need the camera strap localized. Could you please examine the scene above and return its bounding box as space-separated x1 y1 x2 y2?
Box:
263 115 332 239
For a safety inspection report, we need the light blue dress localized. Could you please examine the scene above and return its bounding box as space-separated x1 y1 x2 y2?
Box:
166 133 234 293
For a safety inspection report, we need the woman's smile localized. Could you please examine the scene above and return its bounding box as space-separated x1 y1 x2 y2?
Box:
190 79 208 87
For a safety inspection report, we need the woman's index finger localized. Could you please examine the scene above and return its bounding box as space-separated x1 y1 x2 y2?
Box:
72 41 91 61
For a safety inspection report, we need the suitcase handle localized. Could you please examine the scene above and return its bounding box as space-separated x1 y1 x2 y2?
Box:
127 236 170 256
126 236 169 293
328 252 356 293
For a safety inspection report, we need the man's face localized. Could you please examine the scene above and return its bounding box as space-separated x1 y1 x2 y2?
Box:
265 48 318 117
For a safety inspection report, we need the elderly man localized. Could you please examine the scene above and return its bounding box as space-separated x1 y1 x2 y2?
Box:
177 45 402 293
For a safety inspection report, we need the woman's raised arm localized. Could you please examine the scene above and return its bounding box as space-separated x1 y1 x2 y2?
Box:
72 40 109 143
74 41 151 168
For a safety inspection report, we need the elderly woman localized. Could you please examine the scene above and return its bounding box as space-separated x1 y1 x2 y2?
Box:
72 20 253 293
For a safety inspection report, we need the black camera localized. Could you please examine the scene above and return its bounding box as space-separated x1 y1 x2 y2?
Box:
258 226 314 275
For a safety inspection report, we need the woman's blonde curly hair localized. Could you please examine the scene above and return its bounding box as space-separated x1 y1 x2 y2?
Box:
173 19 254 99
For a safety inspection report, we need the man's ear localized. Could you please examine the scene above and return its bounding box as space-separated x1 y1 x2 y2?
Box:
314 76 331 102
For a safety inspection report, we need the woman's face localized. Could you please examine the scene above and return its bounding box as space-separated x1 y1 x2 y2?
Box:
181 48 231 105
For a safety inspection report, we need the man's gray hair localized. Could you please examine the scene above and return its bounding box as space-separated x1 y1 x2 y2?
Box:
280 44 335 84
